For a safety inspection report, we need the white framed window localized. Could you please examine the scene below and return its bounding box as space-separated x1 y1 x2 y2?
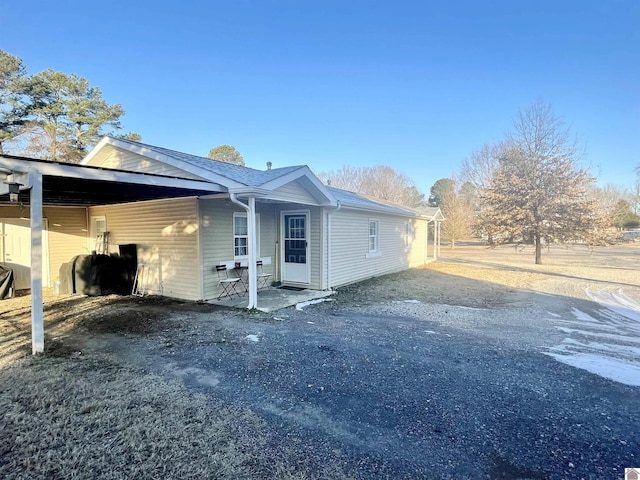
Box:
90 215 107 239
404 221 413 250
233 212 260 259
368 219 379 253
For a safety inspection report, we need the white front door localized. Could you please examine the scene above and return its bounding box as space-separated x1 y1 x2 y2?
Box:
1 218 50 290
281 212 310 284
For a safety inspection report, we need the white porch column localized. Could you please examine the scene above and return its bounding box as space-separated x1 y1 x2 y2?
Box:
432 221 436 260
247 196 258 309
29 172 44 354
425 220 430 262
229 193 258 309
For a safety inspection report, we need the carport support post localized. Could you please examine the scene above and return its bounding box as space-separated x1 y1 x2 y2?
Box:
29 172 45 354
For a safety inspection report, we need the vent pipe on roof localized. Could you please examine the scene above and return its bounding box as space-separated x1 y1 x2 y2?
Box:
266 161 272 170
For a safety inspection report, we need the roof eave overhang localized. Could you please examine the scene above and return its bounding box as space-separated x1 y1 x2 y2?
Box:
83 136 246 189
339 203 425 218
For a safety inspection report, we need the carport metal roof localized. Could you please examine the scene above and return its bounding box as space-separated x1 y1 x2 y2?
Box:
1 153 228 356
0 154 225 206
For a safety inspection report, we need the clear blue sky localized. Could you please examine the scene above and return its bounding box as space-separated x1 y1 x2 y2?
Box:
3 0 639 195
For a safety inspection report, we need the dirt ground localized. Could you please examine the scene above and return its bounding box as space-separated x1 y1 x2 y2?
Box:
0 243 638 479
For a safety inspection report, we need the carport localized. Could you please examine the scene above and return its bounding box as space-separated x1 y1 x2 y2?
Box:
0 154 225 354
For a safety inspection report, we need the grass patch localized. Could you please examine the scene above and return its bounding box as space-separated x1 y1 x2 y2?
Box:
0 353 349 480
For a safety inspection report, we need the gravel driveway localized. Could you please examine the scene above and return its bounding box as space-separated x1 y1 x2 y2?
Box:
2 244 639 479
150 302 636 479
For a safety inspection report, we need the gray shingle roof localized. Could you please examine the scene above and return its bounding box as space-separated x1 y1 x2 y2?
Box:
112 137 304 187
327 187 424 217
108 137 431 219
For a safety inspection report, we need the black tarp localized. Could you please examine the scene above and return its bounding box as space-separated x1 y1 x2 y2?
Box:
0 265 15 300
59 252 136 296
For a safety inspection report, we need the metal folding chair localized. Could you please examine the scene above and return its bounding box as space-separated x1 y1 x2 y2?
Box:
256 260 272 290
216 265 241 298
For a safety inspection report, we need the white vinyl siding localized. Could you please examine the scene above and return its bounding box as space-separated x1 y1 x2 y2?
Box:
0 205 88 288
200 199 276 300
46 207 90 284
89 197 201 300
84 146 203 180
270 180 321 205
328 208 428 288
308 207 322 289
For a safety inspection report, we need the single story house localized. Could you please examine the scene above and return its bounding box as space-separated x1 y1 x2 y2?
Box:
1 136 444 353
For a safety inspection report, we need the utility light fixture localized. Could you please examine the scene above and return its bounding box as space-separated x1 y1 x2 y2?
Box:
3 174 23 203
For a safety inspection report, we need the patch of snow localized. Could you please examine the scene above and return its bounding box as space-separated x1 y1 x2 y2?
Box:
544 352 640 387
245 334 260 342
295 298 334 311
396 299 421 304
586 288 640 323
547 311 561 318
553 326 640 345
423 330 437 335
554 321 619 332
569 307 601 324
546 288 640 386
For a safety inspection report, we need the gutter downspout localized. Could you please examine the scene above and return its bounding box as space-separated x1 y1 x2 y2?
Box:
327 200 341 290
229 193 257 309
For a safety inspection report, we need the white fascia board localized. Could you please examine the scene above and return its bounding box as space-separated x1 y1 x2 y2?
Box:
430 209 446 221
228 186 272 197
82 137 246 189
338 202 426 219
259 166 336 206
0 156 225 192
80 136 111 165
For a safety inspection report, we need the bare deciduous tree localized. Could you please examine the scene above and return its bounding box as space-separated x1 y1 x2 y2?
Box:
439 179 474 248
317 165 425 208
460 142 506 190
479 100 596 264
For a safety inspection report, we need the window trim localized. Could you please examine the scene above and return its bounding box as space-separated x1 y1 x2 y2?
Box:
404 221 413 252
366 219 380 258
89 215 107 251
233 212 260 259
